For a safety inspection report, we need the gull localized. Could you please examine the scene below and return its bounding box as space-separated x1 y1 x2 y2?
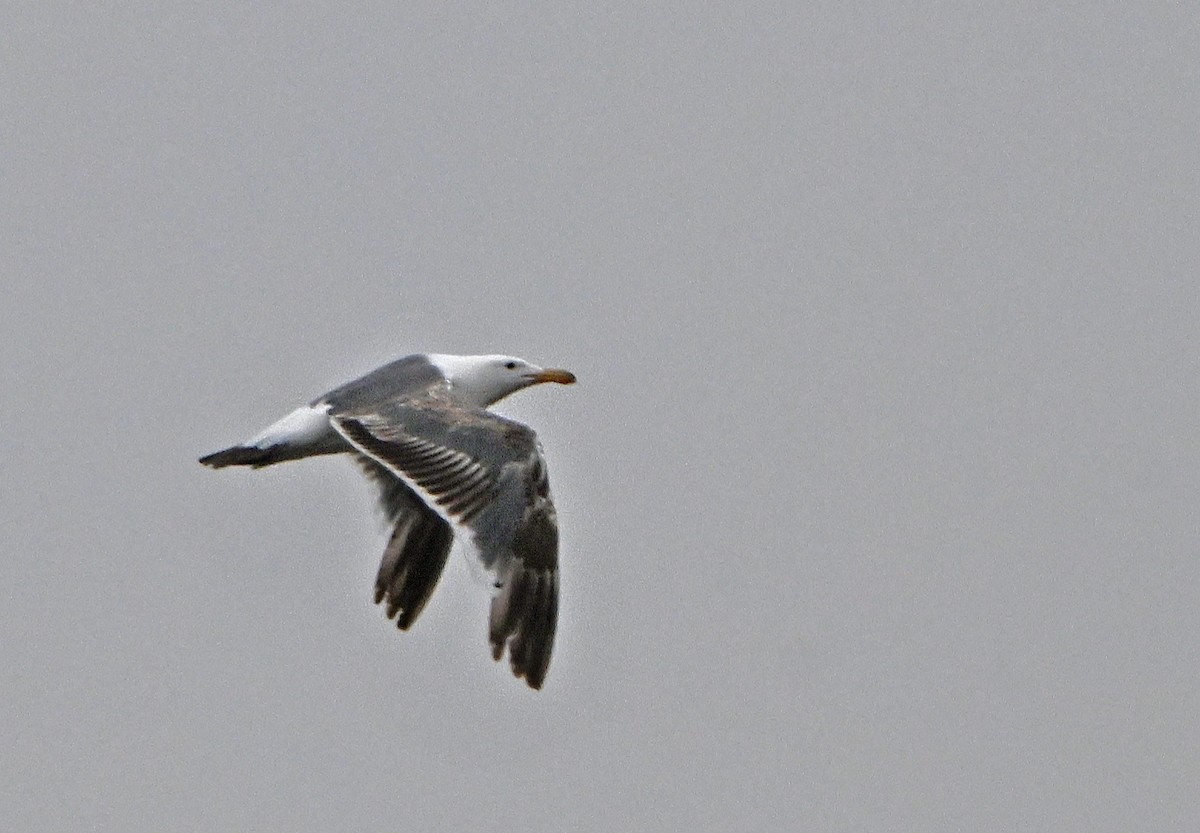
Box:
199 353 576 689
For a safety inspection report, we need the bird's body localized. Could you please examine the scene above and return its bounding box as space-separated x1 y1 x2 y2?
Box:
200 353 575 689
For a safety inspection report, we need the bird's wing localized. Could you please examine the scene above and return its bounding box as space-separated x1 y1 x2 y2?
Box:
351 454 454 630
332 399 560 690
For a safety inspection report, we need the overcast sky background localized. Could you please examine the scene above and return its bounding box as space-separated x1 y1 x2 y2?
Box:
3 3 1197 831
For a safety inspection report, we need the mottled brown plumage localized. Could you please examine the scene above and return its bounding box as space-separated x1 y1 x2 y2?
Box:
199 353 573 689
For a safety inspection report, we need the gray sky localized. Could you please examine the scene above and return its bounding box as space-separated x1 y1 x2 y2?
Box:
3 3 1197 831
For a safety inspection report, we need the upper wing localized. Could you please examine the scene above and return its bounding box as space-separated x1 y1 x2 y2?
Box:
318 354 446 411
332 398 560 690
352 454 454 630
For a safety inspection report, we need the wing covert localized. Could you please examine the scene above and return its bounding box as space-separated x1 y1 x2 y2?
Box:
333 398 561 689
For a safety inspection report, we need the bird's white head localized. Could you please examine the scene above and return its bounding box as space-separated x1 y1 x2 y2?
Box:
427 354 576 408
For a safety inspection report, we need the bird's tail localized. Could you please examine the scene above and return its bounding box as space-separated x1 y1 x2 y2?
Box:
201 404 342 470
198 445 290 468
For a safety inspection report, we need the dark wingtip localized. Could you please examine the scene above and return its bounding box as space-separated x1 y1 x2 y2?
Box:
373 494 454 634
487 568 556 691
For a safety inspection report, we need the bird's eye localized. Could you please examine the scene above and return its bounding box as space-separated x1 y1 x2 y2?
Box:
505 361 517 369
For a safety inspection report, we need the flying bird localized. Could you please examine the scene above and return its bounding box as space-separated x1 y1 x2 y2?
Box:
199 353 576 689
